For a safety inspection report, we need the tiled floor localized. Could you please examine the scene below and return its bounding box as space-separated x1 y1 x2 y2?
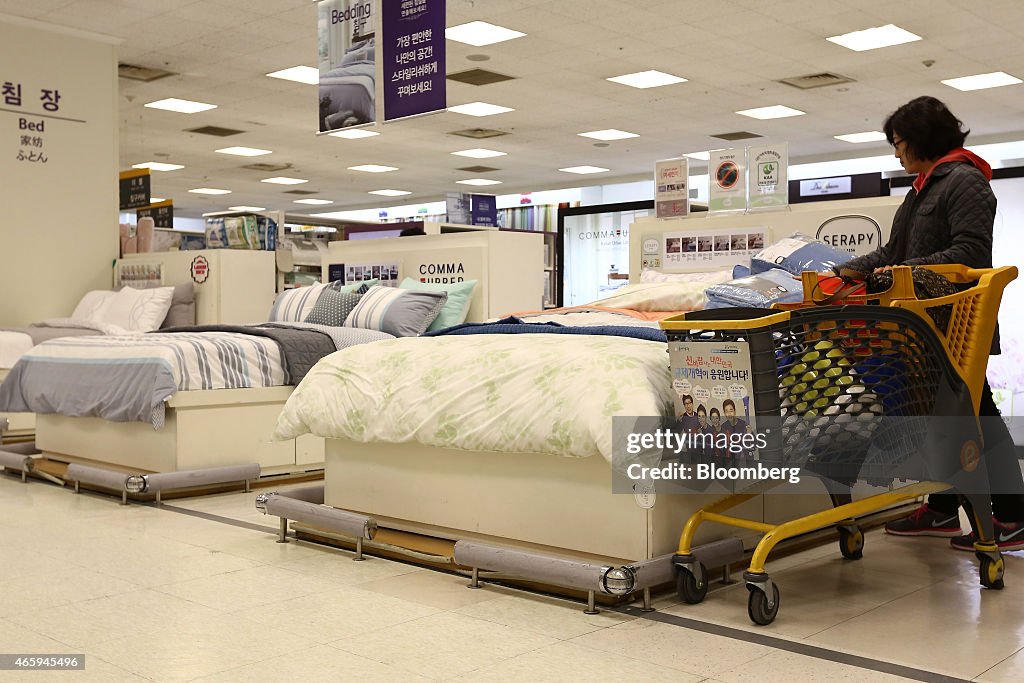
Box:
2 474 1024 682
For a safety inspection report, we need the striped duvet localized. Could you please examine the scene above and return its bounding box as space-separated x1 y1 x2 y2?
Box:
0 332 286 428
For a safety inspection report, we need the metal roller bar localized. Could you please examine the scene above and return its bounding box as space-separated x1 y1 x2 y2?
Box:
454 541 616 596
125 463 261 496
0 448 34 483
65 463 134 493
255 493 377 542
627 538 745 590
272 484 324 505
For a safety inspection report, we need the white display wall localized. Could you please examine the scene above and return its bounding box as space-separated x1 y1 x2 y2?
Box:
0 15 119 326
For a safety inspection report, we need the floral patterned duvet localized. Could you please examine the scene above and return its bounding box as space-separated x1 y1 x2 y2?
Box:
273 332 674 462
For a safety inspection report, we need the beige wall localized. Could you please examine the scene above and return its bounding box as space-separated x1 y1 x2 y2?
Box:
0 15 119 327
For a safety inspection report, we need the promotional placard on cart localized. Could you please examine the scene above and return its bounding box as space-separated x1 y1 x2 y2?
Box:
655 157 689 219
668 339 758 449
748 143 789 211
661 227 766 270
709 148 747 213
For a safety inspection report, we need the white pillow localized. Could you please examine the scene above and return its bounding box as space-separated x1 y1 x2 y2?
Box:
268 283 330 322
94 286 175 332
71 290 116 322
589 282 708 312
640 268 733 285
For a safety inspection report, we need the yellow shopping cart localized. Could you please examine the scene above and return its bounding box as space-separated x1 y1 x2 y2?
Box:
659 264 1017 625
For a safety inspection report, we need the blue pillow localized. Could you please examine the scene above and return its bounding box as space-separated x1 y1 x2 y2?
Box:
751 233 853 276
705 269 803 309
399 278 478 331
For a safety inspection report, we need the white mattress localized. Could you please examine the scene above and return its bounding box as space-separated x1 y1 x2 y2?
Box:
0 331 34 369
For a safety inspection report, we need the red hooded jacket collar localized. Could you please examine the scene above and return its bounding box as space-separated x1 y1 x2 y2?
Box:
912 148 992 193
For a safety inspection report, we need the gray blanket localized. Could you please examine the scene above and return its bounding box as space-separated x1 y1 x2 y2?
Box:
158 324 338 384
0 326 101 345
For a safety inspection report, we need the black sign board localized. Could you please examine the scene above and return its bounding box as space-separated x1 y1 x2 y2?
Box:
788 172 887 204
119 169 151 210
137 200 173 228
328 263 345 283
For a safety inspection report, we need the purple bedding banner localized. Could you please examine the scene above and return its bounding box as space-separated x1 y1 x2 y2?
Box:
381 0 446 121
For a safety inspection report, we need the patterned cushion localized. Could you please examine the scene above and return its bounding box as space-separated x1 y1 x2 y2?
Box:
344 287 447 337
268 283 329 322
304 289 363 327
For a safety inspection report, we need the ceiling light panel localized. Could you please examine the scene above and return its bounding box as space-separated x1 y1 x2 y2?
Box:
132 161 184 171
577 129 639 141
261 177 308 184
834 131 888 143
451 148 506 158
265 66 319 84
456 178 503 185
189 188 232 195
348 164 399 173
826 24 921 51
447 102 514 117
558 166 610 174
369 189 412 196
941 71 1022 91
216 146 273 156
144 98 217 114
293 199 333 205
445 21 525 47
606 70 687 89
228 205 266 211
736 105 805 119
328 129 380 139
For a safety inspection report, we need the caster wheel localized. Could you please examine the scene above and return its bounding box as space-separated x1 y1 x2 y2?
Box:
979 555 1005 590
676 562 708 604
838 526 864 560
747 583 781 626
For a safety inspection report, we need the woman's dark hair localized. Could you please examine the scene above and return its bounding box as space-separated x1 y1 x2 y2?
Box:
710 407 721 418
696 404 707 416
883 96 969 161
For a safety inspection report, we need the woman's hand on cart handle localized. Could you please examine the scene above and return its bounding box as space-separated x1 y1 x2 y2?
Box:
873 265 894 274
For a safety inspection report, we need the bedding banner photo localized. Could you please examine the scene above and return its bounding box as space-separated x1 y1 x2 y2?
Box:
318 0 377 132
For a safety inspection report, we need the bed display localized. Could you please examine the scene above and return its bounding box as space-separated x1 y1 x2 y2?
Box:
274 311 673 462
0 324 392 427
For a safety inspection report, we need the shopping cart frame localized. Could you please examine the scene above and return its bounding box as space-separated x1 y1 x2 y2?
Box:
660 264 1017 625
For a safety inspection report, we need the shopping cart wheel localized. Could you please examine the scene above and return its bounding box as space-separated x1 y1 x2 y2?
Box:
978 553 1005 590
676 562 709 604
746 582 780 626
837 525 864 560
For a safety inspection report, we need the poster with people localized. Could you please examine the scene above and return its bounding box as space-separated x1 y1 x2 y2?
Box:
668 339 758 460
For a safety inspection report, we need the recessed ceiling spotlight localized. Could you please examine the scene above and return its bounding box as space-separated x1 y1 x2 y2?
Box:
606 70 687 89
265 66 319 84
827 24 922 51
577 129 639 141
261 177 308 184
941 71 1022 91
144 98 217 113
445 21 525 47
558 166 610 174
834 131 888 143
451 148 507 158
447 102 514 117
327 129 380 139
348 164 399 173
369 189 413 196
132 161 184 171
736 105 805 119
